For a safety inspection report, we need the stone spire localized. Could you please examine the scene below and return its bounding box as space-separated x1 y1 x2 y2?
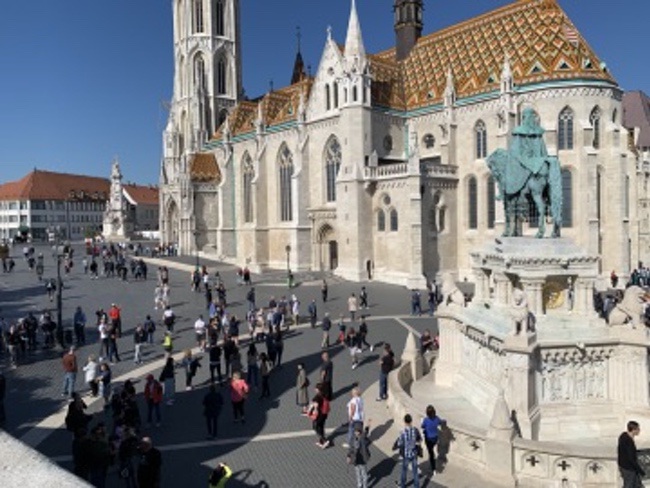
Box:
501 53 514 94
443 69 456 108
394 0 424 61
344 0 367 70
488 389 515 441
291 26 306 84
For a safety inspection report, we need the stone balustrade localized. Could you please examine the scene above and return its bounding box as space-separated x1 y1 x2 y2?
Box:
364 163 409 180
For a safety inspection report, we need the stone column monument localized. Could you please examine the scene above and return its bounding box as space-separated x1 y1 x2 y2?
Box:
102 158 130 241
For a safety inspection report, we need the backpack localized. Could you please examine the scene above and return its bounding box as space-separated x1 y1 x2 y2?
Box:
321 398 331 415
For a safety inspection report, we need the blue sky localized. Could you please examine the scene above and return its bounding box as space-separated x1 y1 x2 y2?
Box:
0 0 648 186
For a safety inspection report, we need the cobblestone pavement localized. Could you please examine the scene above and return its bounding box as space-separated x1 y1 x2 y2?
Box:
0 243 500 487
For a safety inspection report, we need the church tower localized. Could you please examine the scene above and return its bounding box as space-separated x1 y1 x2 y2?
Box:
160 0 242 251
394 0 423 61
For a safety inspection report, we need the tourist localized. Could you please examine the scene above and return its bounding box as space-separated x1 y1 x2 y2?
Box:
117 427 139 488
308 383 331 448
336 314 347 344
343 387 365 449
195 314 207 351
83 354 99 397
308 299 317 328
377 343 395 401
321 312 332 349
246 287 256 311
137 437 162 488
246 343 259 389
73 306 87 345
273 330 284 368
296 362 309 414
346 327 361 370
421 405 444 475
88 423 111 488
97 362 112 405
618 421 645 487
209 341 223 384
154 285 164 310
427 286 437 316
208 463 233 488
348 293 358 322
203 384 223 439
358 317 372 351
411 289 422 316
163 331 173 356
420 330 435 354
229 371 249 424
394 414 422 488
107 321 121 364
64 393 91 433
321 279 328 302
72 427 91 480
320 351 333 401
346 423 371 488
359 286 369 309
133 324 146 365
259 352 272 399
62 346 78 398
108 303 122 337
611 270 619 289
159 357 176 406
181 349 201 390
144 374 163 427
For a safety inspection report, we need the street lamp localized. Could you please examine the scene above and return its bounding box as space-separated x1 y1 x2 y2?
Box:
49 226 64 348
193 230 200 268
285 244 292 288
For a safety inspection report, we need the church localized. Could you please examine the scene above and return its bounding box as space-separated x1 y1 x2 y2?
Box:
160 0 648 287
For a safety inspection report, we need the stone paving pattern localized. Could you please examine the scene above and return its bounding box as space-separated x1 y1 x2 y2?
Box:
0 243 500 487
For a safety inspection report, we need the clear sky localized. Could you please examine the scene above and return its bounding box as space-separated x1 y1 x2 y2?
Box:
0 0 648 186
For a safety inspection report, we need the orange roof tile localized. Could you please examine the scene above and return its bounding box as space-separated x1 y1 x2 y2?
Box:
123 184 159 206
189 153 221 183
0 169 110 201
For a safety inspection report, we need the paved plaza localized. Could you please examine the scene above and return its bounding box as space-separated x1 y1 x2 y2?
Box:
0 243 500 487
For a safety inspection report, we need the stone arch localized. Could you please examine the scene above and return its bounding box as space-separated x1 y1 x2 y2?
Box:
316 223 338 271
165 198 180 244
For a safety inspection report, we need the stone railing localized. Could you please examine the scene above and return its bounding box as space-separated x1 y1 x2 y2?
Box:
364 163 409 180
420 161 458 178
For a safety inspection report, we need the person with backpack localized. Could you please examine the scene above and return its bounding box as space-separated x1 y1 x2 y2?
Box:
376 343 395 401
162 306 175 333
144 315 156 345
347 423 372 488
308 382 331 448
144 374 163 427
393 414 423 488
320 312 332 350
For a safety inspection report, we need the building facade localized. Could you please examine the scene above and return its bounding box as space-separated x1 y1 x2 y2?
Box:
160 0 643 286
0 169 159 242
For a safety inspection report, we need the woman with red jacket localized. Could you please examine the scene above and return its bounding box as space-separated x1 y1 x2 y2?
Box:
144 374 163 427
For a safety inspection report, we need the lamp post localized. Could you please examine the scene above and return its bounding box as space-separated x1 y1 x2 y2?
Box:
49 226 64 348
285 244 292 288
193 230 200 269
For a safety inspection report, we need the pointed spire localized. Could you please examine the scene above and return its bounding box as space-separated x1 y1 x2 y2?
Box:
501 53 514 94
222 116 231 141
444 69 456 107
344 0 366 64
298 89 306 122
291 26 306 85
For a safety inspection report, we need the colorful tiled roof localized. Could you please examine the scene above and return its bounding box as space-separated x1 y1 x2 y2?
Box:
123 184 159 206
375 0 615 110
189 153 221 182
0 169 110 201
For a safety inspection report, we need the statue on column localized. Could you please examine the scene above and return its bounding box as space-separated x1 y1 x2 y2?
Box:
486 108 563 238
103 158 129 239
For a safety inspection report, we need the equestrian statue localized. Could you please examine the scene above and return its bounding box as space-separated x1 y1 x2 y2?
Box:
486 108 563 238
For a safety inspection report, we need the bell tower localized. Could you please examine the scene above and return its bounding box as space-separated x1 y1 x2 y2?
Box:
394 0 423 61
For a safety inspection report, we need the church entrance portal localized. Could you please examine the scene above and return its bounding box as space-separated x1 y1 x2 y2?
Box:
329 241 338 270
317 224 338 271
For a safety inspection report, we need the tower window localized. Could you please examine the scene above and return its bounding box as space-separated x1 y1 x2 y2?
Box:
558 106 574 150
468 176 478 229
217 58 227 95
279 144 294 222
487 175 495 229
590 106 601 149
215 0 225 36
193 0 204 33
326 84 331 111
333 82 339 108
475 120 487 159
325 136 341 202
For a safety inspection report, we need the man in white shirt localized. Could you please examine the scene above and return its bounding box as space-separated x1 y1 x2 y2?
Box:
343 387 365 449
194 315 207 351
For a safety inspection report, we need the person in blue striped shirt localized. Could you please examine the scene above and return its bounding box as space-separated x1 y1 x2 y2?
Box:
393 413 422 488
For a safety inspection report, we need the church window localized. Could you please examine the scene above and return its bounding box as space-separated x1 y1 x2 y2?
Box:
624 174 630 220
438 207 446 233
468 176 478 229
423 133 435 149
562 168 573 227
390 209 399 231
278 144 294 222
475 120 487 159
193 0 204 33
612 108 618 124
325 136 342 202
353 86 358 102
215 0 225 36
333 82 339 108
487 175 496 229
377 209 386 231
243 154 254 223
558 106 574 150
194 54 206 91
326 84 331 111
590 106 601 149
217 58 227 94
217 109 228 128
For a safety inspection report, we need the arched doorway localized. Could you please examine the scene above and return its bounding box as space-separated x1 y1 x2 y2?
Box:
166 199 180 244
317 224 337 271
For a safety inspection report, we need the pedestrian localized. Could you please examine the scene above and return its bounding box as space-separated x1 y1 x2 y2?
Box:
117 427 139 488
427 287 437 316
108 303 122 337
209 342 223 385
321 312 332 349
420 330 435 354
411 289 422 316
64 393 91 433
246 343 259 389
321 279 328 302
181 349 201 390
107 322 121 364
347 423 371 488
296 362 310 414
273 330 284 368
134 324 146 365
162 305 175 333
144 315 156 344
308 299 317 328
195 314 207 351
344 387 365 449
359 286 369 309
348 293 358 322
336 314 346 344
618 420 645 487
83 355 99 397
229 371 249 424
377 343 395 401
203 384 223 439
246 287 256 312
421 405 444 476
259 352 272 399
346 327 361 370
358 317 372 351
97 362 112 406
320 351 333 401
208 463 233 488
291 294 300 326
62 346 78 398
393 414 423 488
159 357 176 406
88 423 111 488
144 374 163 427
137 437 162 488
307 383 331 448
73 306 87 345
163 331 173 356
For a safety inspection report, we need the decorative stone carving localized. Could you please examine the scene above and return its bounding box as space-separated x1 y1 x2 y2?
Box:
540 348 610 403
608 285 646 327
440 272 465 308
511 287 532 334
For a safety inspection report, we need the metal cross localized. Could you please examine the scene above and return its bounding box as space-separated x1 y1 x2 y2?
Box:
526 455 540 467
558 460 571 471
588 462 601 474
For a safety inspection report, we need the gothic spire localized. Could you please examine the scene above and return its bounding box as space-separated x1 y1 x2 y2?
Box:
291 26 306 84
344 0 367 66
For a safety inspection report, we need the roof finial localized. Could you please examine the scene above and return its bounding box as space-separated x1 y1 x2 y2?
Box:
344 0 367 68
296 26 302 53
326 25 332 41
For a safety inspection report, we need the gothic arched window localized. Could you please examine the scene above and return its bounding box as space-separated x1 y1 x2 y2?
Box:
333 81 339 108
487 175 496 229
468 176 478 229
562 168 573 227
558 106 574 150
278 144 294 222
217 109 228 128
325 136 341 202
325 84 331 111
215 0 225 36
242 154 254 223
590 106 601 149
194 54 206 92
475 120 487 159
390 209 399 231
217 58 227 95
423 133 435 149
193 0 204 33
377 209 386 231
